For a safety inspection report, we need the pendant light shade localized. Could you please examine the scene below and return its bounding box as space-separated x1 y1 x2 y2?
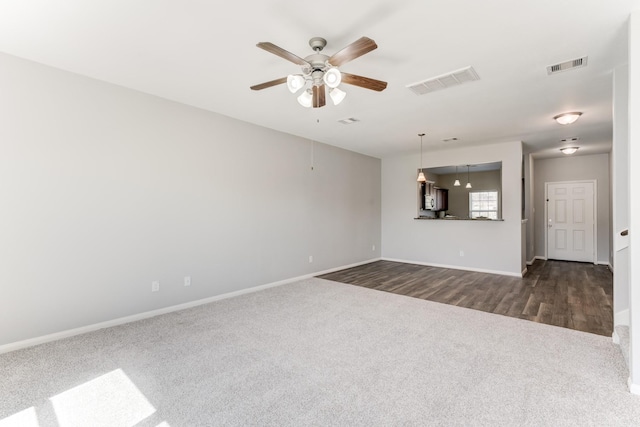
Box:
454 165 461 186
417 133 426 182
465 165 472 189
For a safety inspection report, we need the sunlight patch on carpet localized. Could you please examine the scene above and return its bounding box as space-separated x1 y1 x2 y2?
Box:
49 368 155 427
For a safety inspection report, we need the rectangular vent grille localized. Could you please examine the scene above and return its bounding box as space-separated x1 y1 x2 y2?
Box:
338 117 359 125
547 56 588 75
406 66 480 95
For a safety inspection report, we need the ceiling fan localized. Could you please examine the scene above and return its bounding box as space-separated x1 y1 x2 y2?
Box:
250 36 387 108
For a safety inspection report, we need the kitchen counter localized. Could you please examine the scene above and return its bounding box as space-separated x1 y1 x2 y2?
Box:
414 216 503 221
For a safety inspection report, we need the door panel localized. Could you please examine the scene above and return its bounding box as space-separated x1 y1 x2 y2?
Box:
547 182 595 262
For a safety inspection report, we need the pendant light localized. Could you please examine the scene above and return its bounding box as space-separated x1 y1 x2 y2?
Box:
465 165 472 189
454 165 461 186
417 133 426 182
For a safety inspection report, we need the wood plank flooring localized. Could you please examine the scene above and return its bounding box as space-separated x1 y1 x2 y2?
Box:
318 259 613 336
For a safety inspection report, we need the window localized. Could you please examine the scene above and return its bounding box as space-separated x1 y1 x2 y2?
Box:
469 191 499 219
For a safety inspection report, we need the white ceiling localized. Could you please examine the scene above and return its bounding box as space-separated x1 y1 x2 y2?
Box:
0 1 638 159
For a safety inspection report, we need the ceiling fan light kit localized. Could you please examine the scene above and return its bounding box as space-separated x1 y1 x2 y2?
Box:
329 87 346 105
251 36 387 108
287 74 305 93
297 89 313 108
323 68 342 88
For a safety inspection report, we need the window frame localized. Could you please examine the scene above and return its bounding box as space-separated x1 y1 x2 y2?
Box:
468 190 499 219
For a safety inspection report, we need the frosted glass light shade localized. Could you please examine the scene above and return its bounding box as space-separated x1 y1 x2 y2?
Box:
454 179 461 186
553 112 582 125
417 172 426 182
466 182 472 189
287 74 305 93
329 87 346 105
560 147 579 154
297 90 312 108
323 68 342 88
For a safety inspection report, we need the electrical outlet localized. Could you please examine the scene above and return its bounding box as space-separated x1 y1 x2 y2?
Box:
309 255 313 263
459 250 464 257
184 276 191 287
151 281 160 292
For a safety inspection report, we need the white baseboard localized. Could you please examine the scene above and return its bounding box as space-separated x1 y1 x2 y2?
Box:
615 309 630 327
612 330 620 345
526 257 536 266
596 261 613 270
0 257 380 355
521 267 527 277
628 378 640 396
381 257 522 278
534 256 547 261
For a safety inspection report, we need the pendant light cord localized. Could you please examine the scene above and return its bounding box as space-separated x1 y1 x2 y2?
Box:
419 133 425 171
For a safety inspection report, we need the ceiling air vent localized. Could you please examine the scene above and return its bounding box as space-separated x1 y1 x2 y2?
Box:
338 117 359 125
547 56 588 75
406 66 480 96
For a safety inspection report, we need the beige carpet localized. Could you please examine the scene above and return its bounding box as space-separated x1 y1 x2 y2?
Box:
1 278 638 426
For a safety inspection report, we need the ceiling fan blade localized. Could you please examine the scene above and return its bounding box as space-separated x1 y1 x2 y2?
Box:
250 77 287 91
341 72 388 92
256 42 310 66
328 37 378 67
312 85 326 108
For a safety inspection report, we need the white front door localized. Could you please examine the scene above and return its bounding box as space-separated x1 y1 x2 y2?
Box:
547 181 595 263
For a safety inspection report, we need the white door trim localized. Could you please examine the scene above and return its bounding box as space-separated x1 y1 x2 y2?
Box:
544 179 597 264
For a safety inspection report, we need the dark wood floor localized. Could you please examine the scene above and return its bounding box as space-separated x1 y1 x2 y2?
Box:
318 259 613 336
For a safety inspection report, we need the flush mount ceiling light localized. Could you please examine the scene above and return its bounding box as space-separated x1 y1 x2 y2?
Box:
560 147 579 155
417 133 426 182
250 37 388 108
554 112 582 125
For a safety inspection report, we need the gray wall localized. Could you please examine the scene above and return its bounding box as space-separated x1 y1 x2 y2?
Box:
533 154 611 264
382 141 522 276
0 52 381 346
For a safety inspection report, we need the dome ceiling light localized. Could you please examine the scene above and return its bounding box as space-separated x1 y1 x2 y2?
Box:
553 112 582 125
